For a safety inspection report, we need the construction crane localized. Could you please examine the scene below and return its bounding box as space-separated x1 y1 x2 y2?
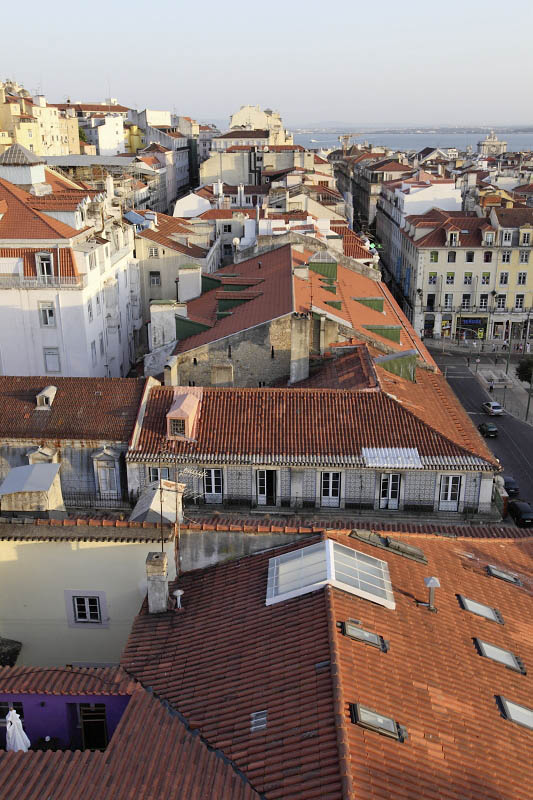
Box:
338 133 362 154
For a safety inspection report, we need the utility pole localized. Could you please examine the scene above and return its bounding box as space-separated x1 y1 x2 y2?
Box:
505 333 513 374
526 367 533 422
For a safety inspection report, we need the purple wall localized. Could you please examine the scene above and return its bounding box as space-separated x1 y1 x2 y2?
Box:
0 693 130 750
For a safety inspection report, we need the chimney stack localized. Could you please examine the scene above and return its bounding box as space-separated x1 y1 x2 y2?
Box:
146 552 169 614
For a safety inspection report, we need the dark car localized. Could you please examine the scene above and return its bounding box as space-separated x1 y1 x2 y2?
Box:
504 476 519 497
507 500 533 527
478 422 498 438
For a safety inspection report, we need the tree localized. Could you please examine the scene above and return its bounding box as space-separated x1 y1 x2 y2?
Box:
78 127 87 143
516 357 533 384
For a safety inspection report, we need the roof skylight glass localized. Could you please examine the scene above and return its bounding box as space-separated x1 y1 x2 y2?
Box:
344 621 383 649
266 540 395 609
458 595 503 623
350 704 402 739
487 565 521 585
498 697 533 730
475 640 524 672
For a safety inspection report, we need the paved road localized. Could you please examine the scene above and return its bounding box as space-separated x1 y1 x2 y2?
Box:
433 352 533 503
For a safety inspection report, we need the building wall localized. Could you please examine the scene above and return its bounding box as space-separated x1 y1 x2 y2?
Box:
200 152 253 185
0 537 175 665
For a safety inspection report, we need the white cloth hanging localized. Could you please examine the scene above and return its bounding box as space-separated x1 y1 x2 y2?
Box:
5 709 30 752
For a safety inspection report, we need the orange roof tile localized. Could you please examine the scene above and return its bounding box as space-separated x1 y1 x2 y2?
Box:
0 247 79 279
0 179 81 240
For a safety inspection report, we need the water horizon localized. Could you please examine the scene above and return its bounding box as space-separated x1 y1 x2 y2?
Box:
294 131 533 153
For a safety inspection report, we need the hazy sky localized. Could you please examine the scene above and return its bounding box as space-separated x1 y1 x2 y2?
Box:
4 0 531 127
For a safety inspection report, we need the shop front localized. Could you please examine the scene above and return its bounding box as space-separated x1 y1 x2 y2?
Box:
456 315 488 340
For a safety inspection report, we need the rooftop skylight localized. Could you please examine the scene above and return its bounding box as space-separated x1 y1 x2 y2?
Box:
486 565 521 586
350 704 406 741
474 639 525 673
457 595 504 624
266 540 395 609
497 697 533 730
344 620 388 651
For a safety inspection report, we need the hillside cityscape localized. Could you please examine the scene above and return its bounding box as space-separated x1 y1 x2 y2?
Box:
0 80 531 800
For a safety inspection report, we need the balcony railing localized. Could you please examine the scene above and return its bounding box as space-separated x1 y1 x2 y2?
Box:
0 273 86 289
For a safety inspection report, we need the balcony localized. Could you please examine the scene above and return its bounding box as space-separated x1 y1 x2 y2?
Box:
0 273 86 289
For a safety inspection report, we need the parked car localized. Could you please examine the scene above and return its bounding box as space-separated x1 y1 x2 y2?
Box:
482 401 503 416
478 422 498 438
507 500 533 527
504 476 519 497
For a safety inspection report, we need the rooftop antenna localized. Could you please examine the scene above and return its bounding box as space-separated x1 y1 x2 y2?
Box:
417 576 440 612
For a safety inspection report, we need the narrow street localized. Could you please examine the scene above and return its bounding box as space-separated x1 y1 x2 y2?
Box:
432 351 533 500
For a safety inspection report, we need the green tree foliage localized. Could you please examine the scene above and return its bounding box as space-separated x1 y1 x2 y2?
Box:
516 357 533 383
78 127 87 143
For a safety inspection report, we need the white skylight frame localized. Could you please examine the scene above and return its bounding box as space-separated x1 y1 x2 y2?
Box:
266 540 395 609
458 595 503 623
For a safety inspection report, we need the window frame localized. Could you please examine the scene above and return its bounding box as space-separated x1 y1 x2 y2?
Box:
465 251 475 263
497 697 533 730
457 594 504 623
464 272 472 285
148 246 159 258
474 639 525 673
149 270 161 287
170 418 185 436
429 251 439 263
64 589 109 628
43 347 61 373
501 250 511 263
499 272 509 286
349 703 404 741
39 301 56 328
519 250 530 264
446 272 455 285
148 466 170 484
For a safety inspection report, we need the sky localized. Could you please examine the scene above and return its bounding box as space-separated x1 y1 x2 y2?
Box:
3 0 531 128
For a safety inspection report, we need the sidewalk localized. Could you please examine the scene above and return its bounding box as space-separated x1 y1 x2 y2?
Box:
426 341 533 424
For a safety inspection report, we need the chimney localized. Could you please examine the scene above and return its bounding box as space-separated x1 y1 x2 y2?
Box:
289 312 310 383
164 355 179 386
146 552 169 614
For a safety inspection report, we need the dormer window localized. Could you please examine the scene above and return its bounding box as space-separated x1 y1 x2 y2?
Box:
170 418 185 436
449 232 458 246
36 252 53 283
522 232 531 246
485 232 494 245
35 385 57 409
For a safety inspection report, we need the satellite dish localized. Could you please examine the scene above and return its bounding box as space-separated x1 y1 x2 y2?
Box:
232 237 240 248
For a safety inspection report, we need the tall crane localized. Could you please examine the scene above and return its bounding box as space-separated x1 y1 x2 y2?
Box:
338 133 362 154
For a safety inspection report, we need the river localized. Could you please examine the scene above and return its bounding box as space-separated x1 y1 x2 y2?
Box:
293 132 533 153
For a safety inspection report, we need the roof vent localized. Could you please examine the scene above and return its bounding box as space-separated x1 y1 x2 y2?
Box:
416 576 440 613
35 385 57 410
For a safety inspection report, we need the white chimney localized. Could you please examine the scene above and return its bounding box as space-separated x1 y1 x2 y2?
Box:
146 552 169 614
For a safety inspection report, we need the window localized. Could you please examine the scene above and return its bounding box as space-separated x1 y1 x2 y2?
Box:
204 468 223 502
457 595 503 623
91 340 97 366
519 250 530 264
466 251 474 263
321 471 340 507
518 271 527 285
223 244 233 255
446 272 455 285
428 272 437 285
497 697 533 729
464 272 472 285
0 702 24 725
446 250 456 264
170 418 185 436
350 704 405 741
522 232 531 245
149 466 169 483
449 232 458 246
480 294 488 310
39 301 55 327
36 252 53 281
485 233 494 245
349 529 427 564
96 293 101 314
380 473 400 509
499 272 509 286
148 247 159 258
97 462 117 494
502 230 512 244
444 293 453 309
462 294 471 309
439 475 461 510
99 332 104 356
515 294 524 310
502 250 511 263
266 539 395 609
481 272 490 285
430 251 438 263
89 251 97 270
44 347 60 373
250 710 267 732
344 620 387 651
474 640 525 673
149 271 161 286
223 224 232 233
484 251 493 263
73 595 101 623
486 564 521 585
87 300 93 322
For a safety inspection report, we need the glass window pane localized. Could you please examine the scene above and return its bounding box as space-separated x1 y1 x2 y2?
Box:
478 640 518 669
358 707 396 733
461 596 499 621
501 699 533 729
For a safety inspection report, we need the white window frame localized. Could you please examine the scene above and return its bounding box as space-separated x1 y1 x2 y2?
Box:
169 418 185 436
148 247 159 258
43 347 60 373
380 473 401 510
497 294 506 309
36 252 53 282
64 589 109 628
428 272 437 285
439 475 461 511
321 471 340 507
499 272 509 286
519 250 530 264
97 461 118 495
204 468 223 503
517 271 527 286
501 250 511 263
148 466 169 483
149 271 161 287
515 294 524 310
502 230 512 244
522 232 530 245
39 301 56 327
464 272 472 285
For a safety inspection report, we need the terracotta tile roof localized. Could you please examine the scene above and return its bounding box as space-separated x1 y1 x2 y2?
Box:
136 211 209 258
367 159 411 173
122 531 533 800
329 224 375 260
513 183 533 195
493 207 533 227
0 675 262 800
51 102 130 113
0 179 81 240
0 376 146 442
0 247 79 279
276 346 379 391
0 666 135 695
172 245 294 353
314 154 329 164
137 155 159 167
28 192 90 211
266 144 306 152
199 208 255 219
403 212 493 249
130 383 495 468
215 129 269 139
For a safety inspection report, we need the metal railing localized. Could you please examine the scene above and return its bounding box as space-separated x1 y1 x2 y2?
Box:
0 274 86 289
63 491 133 510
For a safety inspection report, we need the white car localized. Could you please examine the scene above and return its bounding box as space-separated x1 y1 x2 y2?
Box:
482 401 503 416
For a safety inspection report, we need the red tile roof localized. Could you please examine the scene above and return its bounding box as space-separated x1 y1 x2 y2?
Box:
215 129 269 139
0 666 135 695
0 247 79 279
122 530 533 800
276 347 379 391
136 211 209 258
51 102 130 113
0 673 261 800
129 383 495 468
493 208 533 227
0 376 146 442
403 210 493 248
0 179 81 240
